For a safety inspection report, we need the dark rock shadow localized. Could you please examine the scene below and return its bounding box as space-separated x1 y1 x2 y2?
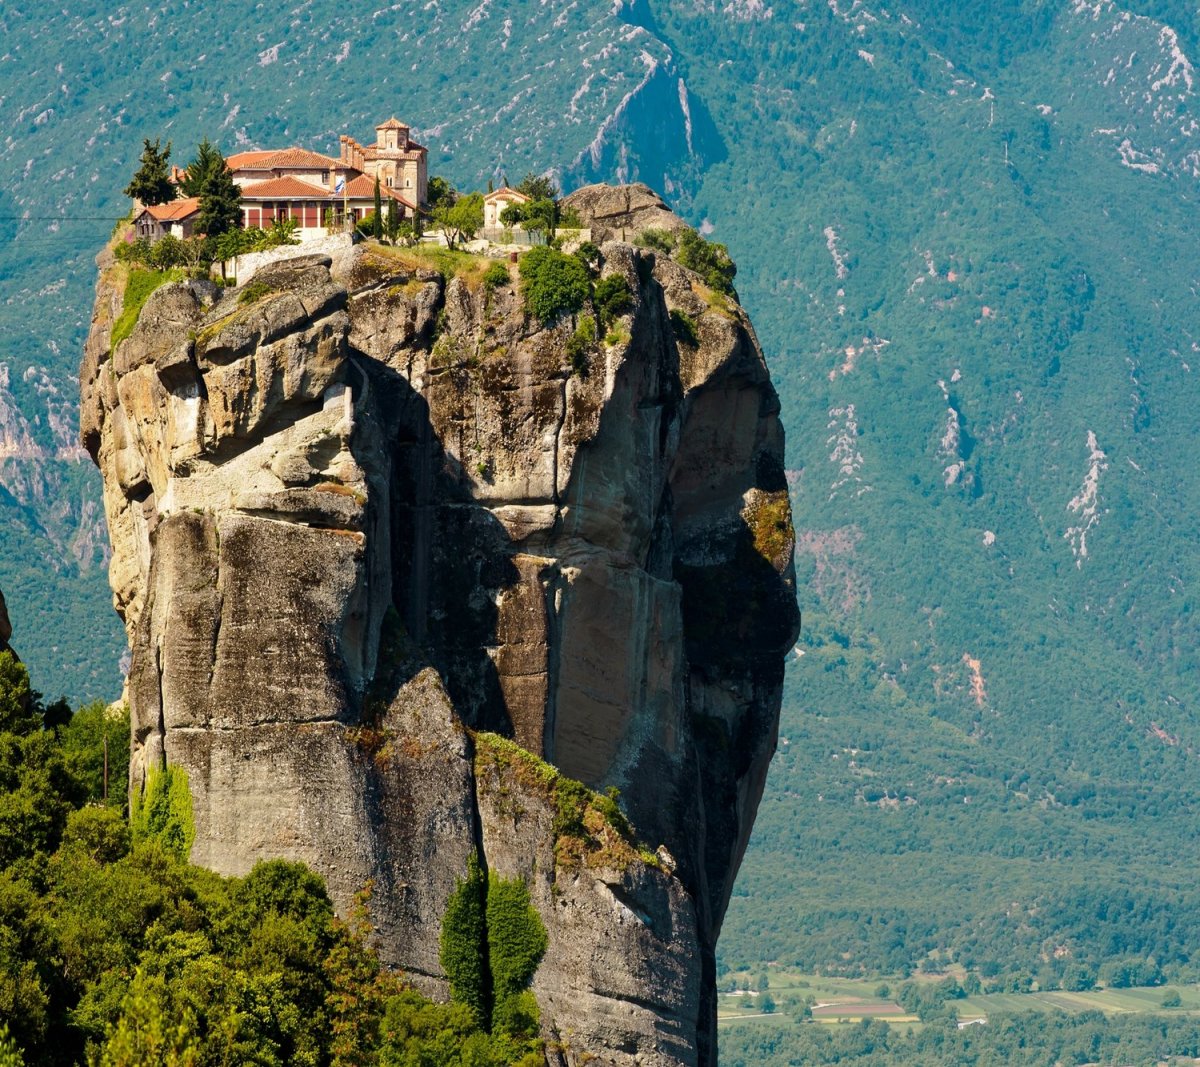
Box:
351 350 517 738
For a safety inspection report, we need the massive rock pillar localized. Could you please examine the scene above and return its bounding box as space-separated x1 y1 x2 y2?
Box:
82 184 799 1065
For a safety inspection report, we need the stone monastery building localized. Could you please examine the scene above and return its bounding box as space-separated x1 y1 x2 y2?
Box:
226 118 428 237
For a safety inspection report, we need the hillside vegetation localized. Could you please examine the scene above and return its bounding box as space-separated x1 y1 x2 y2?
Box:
653 0 1200 996
0 651 544 1066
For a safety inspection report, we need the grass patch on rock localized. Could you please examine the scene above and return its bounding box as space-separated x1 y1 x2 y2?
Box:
110 267 187 349
367 243 494 288
237 278 275 305
473 732 660 872
669 307 700 348
744 489 795 570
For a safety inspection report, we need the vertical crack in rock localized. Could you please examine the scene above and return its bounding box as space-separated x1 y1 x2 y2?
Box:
82 185 799 1067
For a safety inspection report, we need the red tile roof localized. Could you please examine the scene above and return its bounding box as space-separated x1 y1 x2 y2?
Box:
225 150 276 171
485 187 530 202
339 174 377 198
335 174 418 209
257 147 341 169
144 196 201 221
239 176 332 199
376 117 410 130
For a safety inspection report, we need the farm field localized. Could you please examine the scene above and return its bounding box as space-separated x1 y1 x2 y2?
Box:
718 969 1200 1030
717 970 918 1027
959 984 1200 1020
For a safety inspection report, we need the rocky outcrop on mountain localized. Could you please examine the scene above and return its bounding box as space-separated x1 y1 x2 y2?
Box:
561 182 688 243
81 184 798 1066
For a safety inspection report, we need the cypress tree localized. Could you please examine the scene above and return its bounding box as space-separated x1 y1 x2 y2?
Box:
439 853 490 1028
372 176 383 240
385 197 399 243
179 138 225 197
123 138 176 206
486 873 547 1006
194 146 242 238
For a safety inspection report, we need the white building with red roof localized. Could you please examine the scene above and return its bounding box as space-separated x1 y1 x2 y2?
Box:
134 197 201 241
226 147 346 190
226 119 427 240
483 187 532 229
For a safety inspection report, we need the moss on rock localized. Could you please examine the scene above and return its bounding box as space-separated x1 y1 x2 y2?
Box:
743 489 795 571
110 268 187 349
473 732 659 873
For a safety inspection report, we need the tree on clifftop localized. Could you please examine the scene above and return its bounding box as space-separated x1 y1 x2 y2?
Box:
385 196 400 243
434 192 483 250
192 144 242 237
178 138 225 198
500 197 557 240
123 138 176 206
425 175 455 212
516 172 558 201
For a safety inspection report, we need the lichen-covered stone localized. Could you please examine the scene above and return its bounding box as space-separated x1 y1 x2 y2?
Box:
82 185 799 1067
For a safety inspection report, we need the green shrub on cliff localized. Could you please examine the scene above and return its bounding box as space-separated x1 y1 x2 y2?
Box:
130 765 194 862
486 874 547 1010
110 269 186 350
438 854 546 1052
630 226 734 292
517 245 590 323
483 261 510 291
674 229 736 294
593 273 632 323
565 314 596 375
440 854 490 1028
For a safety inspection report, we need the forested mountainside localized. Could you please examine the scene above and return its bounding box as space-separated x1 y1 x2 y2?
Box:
677 0 1200 987
4 0 1200 1053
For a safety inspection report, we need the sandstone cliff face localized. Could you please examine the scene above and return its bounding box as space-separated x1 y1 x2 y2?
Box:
81 184 798 1066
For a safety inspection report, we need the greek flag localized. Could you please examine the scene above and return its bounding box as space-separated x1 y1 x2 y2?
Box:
335 177 345 193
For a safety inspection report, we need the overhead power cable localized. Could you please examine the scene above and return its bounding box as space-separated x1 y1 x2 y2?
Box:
0 215 128 221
